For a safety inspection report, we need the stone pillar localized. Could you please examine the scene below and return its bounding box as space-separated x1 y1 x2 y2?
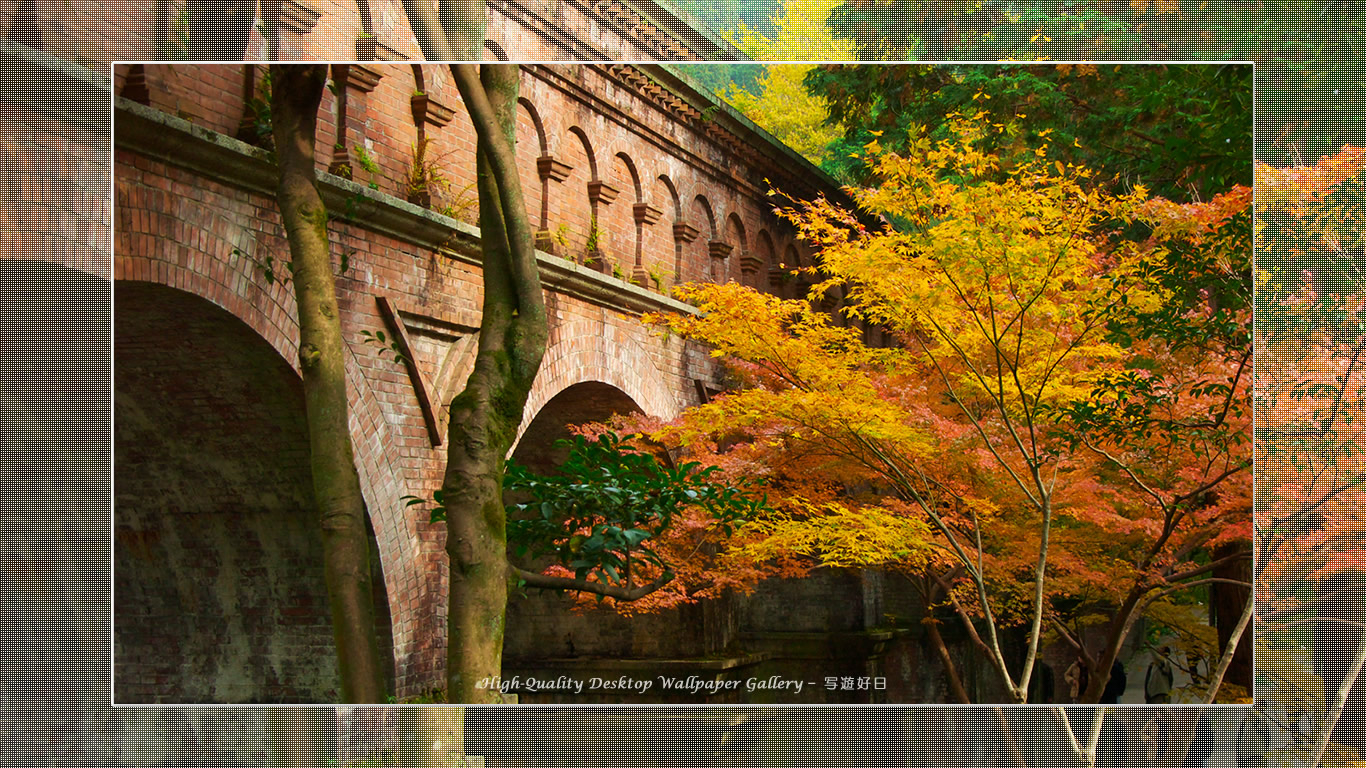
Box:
632 202 662 287
708 240 732 283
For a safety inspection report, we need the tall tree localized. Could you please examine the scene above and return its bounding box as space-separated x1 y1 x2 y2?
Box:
803 63 1252 202
409 63 704 700
398 4 701 709
717 0 854 174
1256 147 1366 763
433 62 547 703
821 0 1364 163
646 116 1251 704
271 63 387 704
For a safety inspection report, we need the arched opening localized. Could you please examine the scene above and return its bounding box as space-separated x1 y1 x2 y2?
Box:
652 173 682 291
501 380 740 695
516 98 548 236
0 261 109 707
113 281 395 703
755 229 777 291
557 127 597 262
722 211 747 284
510 381 642 475
687 194 717 284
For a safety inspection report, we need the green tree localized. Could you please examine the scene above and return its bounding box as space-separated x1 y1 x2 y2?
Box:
822 0 1364 163
496 432 763 608
717 0 854 173
804 63 1252 202
270 63 387 705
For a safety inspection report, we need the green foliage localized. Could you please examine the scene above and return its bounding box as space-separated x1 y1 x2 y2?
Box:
822 0 1364 163
158 6 191 60
647 265 673 290
352 144 381 190
403 489 445 522
661 0 782 42
358 329 407 365
1260 168 1366 315
244 69 274 150
403 137 455 209
804 64 1252 202
237 246 293 287
1058 199 1252 452
673 64 766 101
584 215 602 256
503 432 764 588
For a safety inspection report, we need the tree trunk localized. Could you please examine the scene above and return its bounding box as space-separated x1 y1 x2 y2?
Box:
398 708 467 767
402 0 486 59
269 708 334 767
1314 571 1366 754
923 603 972 703
1211 541 1253 692
271 63 387 704
441 63 547 703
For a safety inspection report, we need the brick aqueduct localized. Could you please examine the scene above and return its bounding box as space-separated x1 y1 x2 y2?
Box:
111 54 874 703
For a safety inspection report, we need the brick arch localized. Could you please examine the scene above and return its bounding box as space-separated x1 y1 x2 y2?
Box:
517 97 548 156
116 227 428 692
612 150 642 200
555 125 597 256
515 98 548 234
654 173 682 221
115 280 330 702
691 192 717 239
509 381 643 475
685 193 717 283
565 125 598 180
652 174 683 288
516 318 679 448
756 228 776 261
720 210 747 283
755 228 777 289
599 151 639 269
725 211 748 251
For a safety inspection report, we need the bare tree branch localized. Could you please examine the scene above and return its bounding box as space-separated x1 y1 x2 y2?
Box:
510 565 675 601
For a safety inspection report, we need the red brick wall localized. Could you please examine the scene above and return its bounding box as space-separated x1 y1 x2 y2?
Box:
112 61 831 699
0 93 110 279
115 148 450 697
50 0 739 66
115 281 353 702
114 63 817 290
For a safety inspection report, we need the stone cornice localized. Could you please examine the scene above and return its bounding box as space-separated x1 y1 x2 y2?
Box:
113 98 698 318
524 64 830 208
0 39 109 132
644 64 848 203
582 63 848 208
487 0 742 62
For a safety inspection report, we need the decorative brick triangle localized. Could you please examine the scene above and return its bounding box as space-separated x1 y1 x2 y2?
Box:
375 296 478 447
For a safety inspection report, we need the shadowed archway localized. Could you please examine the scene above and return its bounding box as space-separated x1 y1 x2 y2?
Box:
113 281 394 703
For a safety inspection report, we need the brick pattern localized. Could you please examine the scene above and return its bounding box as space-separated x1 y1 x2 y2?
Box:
0 108 110 278
54 0 737 67
111 61 828 699
114 282 343 702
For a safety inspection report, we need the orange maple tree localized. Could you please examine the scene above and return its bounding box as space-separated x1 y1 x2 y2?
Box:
631 115 1253 704
1255 145 1366 763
